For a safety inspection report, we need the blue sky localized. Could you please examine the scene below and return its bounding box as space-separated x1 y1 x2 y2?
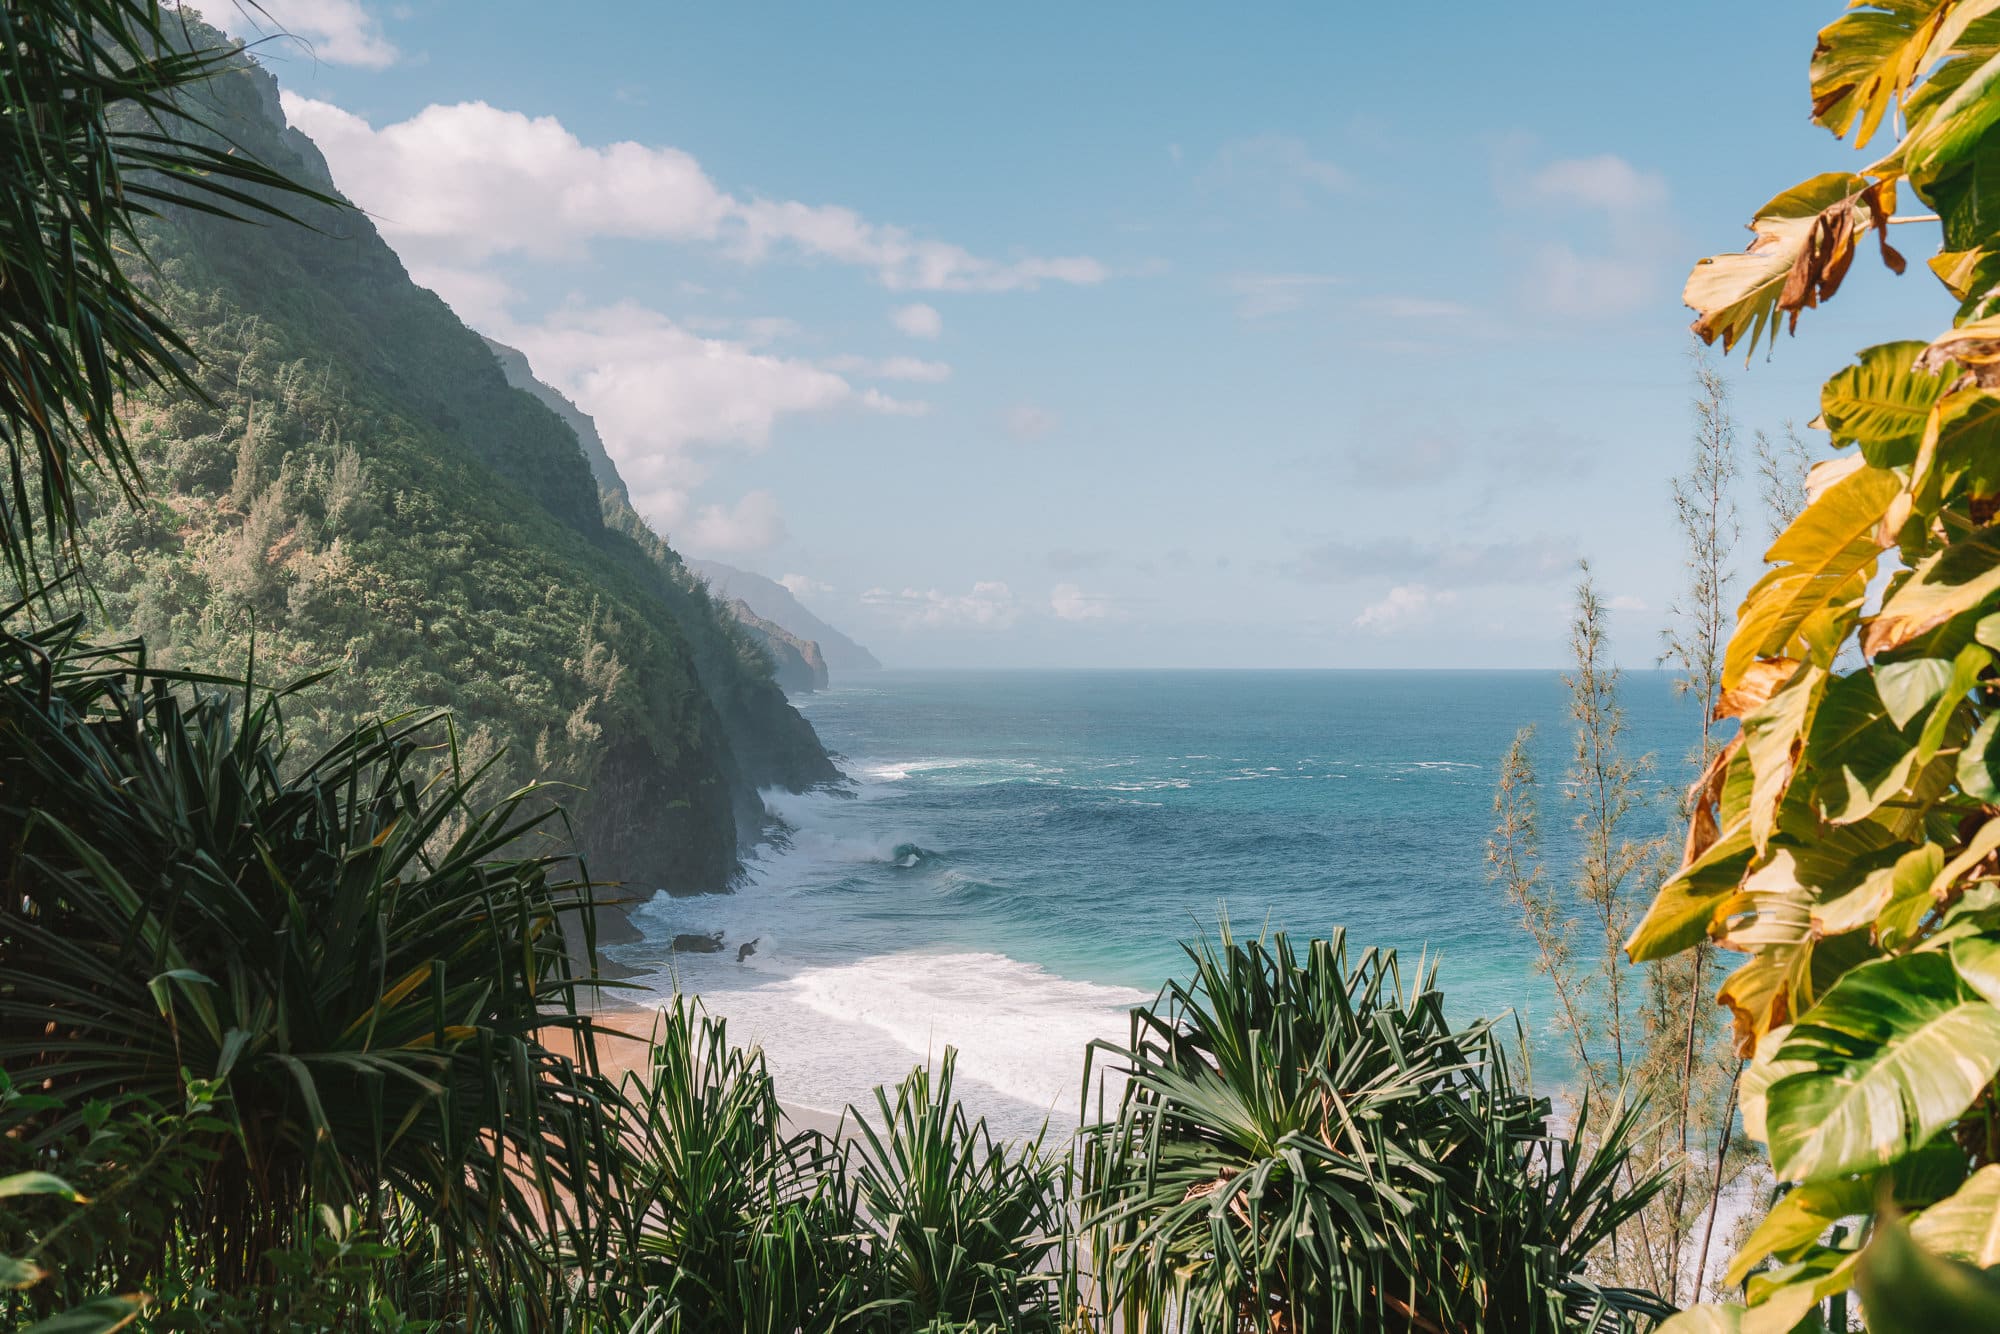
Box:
212 1 1946 668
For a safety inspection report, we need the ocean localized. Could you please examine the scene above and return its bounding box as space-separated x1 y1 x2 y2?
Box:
614 669 1697 1140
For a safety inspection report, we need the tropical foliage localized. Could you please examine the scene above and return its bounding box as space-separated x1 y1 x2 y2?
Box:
1637 1 2000 1327
1078 926 1668 1332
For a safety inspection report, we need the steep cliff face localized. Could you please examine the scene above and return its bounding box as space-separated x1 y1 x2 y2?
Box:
726 600 830 694
86 23 834 894
689 559 883 675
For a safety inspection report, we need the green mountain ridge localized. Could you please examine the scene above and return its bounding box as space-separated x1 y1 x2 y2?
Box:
689 558 883 674
80 21 835 896
726 599 830 693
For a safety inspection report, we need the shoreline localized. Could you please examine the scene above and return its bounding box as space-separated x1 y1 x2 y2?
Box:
573 995 852 1141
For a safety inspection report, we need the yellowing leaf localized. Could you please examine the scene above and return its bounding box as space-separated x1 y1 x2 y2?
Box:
1867 523 2000 653
1687 174 1881 357
1625 817 1754 962
1811 0 2000 148
1728 464 1899 687
1743 664 1827 852
1821 341 1951 468
1910 1163 2000 1265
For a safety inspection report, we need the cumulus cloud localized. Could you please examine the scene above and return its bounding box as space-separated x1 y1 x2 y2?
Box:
682 490 787 556
1608 593 1649 612
1354 585 1457 633
469 295 922 528
1049 583 1110 622
284 94 1104 291
216 0 398 68
1005 403 1057 440
863 582 1018 629
892 303 943 339
779 573 833 598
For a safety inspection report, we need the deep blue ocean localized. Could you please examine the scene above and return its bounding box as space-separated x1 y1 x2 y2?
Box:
614 670 1696 1138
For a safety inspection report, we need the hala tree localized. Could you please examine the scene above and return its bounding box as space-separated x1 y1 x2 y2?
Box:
1634 2 2000 1327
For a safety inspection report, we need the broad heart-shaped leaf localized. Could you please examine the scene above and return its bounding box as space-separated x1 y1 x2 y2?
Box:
1911 1163 2000 1264
1907 43 2000 192
1868 523 2000 654
1856 1214 2000 1334
1821 340 1950 467
1624 816 1753 962
1744 1244 1863 1333
1961 714 2000 801
1743 664 1826 852
1811 0 1999 148
1807 669 1929 824
1655 1307 1743 1334
1686 173 1872 357
1727 463 1899 687
1767 951 2000 1181
1744 1023 1829 1146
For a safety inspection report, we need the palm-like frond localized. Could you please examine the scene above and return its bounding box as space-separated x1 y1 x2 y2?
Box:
1078 925 1669 1333
0 613 619 1324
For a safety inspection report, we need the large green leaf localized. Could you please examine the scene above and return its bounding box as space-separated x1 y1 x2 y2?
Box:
1911 1164 2000 1264
1728 463 1898 685
1821 341 1950 467
1907 43 2000 191
1869 523 2000 653
1624 817 1754 961
1857 1214 2000 1333
1807 669 1926 823
1766 951 2000 1180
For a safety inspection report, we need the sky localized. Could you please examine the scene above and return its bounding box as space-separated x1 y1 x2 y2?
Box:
205 1 1948 668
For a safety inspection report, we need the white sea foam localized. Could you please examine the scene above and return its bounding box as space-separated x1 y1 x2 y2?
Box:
623 949 1147 1141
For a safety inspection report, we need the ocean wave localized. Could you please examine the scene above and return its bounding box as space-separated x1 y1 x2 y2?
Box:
782 951 1149 1116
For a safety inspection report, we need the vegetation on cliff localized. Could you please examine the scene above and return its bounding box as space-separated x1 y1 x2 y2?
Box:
63 28 832 892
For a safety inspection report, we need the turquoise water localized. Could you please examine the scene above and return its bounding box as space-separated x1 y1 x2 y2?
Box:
616 669 1695 1137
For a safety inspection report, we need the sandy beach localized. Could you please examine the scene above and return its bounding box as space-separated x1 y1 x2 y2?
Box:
569 999 851 1141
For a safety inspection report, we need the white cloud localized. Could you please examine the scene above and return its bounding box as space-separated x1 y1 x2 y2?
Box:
465 293 921 527
863 582 1018 628
1354 585 1457 633
779 573 833 598
1508 152 1674 318
891 302 943 339
1225 272 1341 320
683 490 787 555
822 355 953 383
1005 403 1057 440
1050 583 1110 622
1525 243 1660 317
1608 594 1649 612
216 0 398 68
1528 154 1668 214
284 94 1104 291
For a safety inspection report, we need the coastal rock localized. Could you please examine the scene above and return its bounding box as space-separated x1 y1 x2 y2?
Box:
672 931 726 954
